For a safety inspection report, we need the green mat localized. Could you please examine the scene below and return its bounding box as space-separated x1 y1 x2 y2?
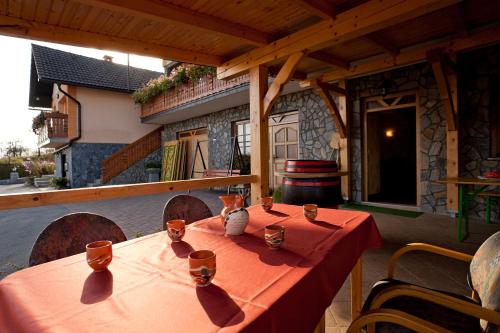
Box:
341 202 423 218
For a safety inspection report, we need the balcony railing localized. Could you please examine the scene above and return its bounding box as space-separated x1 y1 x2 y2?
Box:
37 113 69 148
141 73 250 118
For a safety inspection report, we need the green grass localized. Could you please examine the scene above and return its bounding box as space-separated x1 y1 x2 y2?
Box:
341 202 423 218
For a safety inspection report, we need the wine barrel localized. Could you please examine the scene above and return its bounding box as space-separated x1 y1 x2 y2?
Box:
282 160 343 207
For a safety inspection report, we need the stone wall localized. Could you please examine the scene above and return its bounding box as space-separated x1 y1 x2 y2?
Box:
459 45 500 220
348 63 447 213
69 143 126 188
107 148 162 185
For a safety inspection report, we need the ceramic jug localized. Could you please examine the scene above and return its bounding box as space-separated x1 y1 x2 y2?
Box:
219 194 244 224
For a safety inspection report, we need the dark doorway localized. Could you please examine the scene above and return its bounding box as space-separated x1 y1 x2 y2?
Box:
61 153 67 178
366 107 417 205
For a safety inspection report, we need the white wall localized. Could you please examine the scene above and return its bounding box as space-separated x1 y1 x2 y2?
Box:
76 87 158 143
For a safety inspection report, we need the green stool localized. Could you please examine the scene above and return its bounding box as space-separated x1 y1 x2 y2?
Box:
479 191 500 224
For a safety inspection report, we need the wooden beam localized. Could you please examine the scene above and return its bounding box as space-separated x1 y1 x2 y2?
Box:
300 26 500 86
77 0 272 46
249 66 270 204
308 51 350 69
365 33 399 56
428 49 456 131
217 0 460 79
0 15 222 66
0 176 257 211
312 79 347 138
445 55 459 212
292 0 335 20
322 82 347 95
263 52 305 117
338 80 351 200
450 3 468 37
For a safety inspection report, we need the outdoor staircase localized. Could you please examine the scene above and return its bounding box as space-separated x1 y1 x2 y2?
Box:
101 127 163 184
34 174 55 188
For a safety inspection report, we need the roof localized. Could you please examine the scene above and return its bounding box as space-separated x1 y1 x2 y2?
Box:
31 44 163 93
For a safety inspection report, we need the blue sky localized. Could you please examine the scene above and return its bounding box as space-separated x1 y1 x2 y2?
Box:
0 35 164 151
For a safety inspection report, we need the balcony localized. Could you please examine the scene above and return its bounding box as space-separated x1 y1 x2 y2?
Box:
37 113 69 148
141 74 250 123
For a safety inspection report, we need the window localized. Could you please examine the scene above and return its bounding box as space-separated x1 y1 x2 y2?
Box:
491 76 500 158
233 120 251 155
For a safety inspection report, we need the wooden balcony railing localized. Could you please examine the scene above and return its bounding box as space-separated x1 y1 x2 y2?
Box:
141 73 250 118
37 113 68 146
101 127 163 183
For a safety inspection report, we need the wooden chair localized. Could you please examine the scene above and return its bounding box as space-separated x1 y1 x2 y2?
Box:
162 195 213 229
347 231 500 333
29 213 127 267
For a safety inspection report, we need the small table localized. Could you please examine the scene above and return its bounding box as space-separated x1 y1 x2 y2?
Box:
436 177 500 241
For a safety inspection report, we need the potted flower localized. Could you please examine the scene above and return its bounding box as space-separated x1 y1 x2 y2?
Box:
145 161 162 182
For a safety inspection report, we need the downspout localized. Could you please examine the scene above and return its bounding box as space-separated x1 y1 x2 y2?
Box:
54 83 81 153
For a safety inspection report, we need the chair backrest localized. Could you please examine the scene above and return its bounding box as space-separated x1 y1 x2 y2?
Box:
470 231 500 331
29 212 127 267
162 195 213 230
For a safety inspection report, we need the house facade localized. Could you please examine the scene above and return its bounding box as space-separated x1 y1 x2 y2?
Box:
29 45 162 187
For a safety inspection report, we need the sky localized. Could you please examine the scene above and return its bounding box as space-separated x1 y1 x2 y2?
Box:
0 35 164 151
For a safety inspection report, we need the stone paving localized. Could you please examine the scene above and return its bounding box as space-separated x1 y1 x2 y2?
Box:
0 189 224 279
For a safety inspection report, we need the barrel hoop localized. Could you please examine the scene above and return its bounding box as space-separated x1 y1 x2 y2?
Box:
284 167 338 173
283 180 340 187
285 160 337 166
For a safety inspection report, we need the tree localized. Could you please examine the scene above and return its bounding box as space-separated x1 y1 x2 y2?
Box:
1 140 28 163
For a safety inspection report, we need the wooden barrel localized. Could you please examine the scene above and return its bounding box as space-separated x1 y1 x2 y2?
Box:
282 160 343 207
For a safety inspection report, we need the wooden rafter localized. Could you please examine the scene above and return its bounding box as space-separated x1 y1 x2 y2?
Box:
263 52 305 117
428 49 457 131
76 0 272 46
292 0 336 20
365 33 399 56
300 26 500 87
217 0 459 79
312 79 347 138
308 51 350 69
0 14 222 65
320 82 347 95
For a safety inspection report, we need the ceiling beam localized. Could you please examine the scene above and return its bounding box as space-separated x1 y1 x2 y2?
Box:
364 33 399 56
308 51 350 69
300 25 500 87
217 0 460 80
292 0 336 20
450 4 469 37
77 0 272 46
0 15 222 66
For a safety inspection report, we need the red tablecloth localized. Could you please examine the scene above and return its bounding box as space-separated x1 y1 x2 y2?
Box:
0 204 382 333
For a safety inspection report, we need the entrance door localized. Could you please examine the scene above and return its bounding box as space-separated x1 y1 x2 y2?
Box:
363 93 419 205
269 113 299 189
178 128 209 179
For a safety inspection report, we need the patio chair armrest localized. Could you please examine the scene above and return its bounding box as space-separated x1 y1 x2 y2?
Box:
368 284 500 326
388 243 473 278
347 309 454 333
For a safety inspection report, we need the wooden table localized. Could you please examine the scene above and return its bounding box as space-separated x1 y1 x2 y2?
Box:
0 204 382 332
436 177 500 241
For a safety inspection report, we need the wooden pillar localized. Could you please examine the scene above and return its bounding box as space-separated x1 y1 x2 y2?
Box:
338 80 351 200
446 68 459 212
249 65 270 204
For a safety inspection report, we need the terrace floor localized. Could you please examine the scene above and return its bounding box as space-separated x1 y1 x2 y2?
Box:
0 191 498 330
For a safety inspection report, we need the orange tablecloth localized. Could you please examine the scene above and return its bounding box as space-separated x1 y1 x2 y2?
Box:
0 204 382 332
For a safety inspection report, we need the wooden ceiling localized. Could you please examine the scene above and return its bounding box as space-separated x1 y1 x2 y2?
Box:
0 0 499 82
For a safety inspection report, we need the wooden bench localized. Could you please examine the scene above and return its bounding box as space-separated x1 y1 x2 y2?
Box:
478 191 500 224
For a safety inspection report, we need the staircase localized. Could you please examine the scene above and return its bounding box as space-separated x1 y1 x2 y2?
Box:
34 174 55 188
101 127 163 184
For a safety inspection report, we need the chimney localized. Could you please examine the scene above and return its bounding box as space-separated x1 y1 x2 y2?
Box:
103 55 113 62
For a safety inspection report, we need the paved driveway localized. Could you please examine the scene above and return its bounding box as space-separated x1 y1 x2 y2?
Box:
0 190 223 279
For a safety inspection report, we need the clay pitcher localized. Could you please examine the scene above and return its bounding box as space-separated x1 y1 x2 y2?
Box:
219 194 244 224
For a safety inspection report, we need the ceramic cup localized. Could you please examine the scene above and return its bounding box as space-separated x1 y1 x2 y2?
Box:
261 197 273 212
303 204 318 222
189 250 216 287
166 219 186 242
264 225 285 250
86 240 113 272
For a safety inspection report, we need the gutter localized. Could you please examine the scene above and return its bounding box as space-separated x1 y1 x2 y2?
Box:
54 83 82 153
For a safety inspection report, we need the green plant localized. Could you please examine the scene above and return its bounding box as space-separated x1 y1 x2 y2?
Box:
32 112 46 134
134 232 144 238
272 185 282 203
51 177 68 189
145 161 162 169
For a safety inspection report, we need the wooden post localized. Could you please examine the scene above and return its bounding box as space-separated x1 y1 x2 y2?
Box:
446 61 459 212
350 258 363 320
338 80 351 200
249 65 270 204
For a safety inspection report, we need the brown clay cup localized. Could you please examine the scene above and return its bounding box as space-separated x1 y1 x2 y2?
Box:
166 219 186 242
264 225 285 250
261 197 273 212
86 240 113 272
188 250 216 287
303 204 318 222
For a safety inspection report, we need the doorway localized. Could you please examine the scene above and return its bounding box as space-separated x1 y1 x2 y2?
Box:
363 92 419 206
